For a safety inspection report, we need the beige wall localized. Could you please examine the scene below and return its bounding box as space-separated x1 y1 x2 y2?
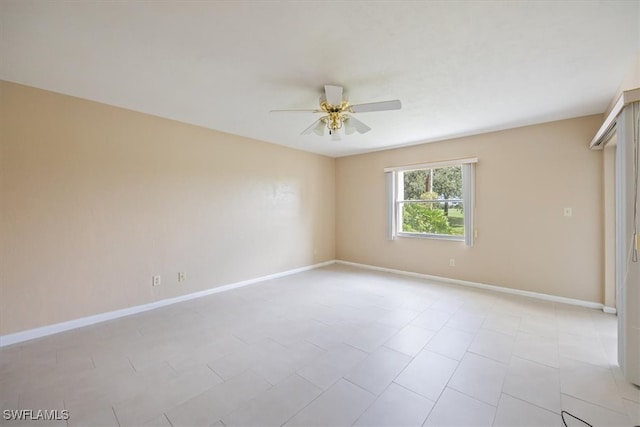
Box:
0 79 608 335
336 116 604 303
0 81 335 335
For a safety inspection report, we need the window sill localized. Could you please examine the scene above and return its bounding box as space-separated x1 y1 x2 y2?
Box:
396 232 464 242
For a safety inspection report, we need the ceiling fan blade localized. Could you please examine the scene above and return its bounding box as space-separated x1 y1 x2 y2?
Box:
344 116 371 135
350 100 401 113
271 109 321 113
301 119 325 135
324 85 343 106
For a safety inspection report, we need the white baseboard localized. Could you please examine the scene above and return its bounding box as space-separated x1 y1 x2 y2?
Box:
2 259 614 347
335 260 613 313
0 260 336 347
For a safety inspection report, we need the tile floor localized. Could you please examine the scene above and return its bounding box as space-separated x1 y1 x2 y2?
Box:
1 264 639 426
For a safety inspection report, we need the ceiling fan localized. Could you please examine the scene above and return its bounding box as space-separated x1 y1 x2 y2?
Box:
271 85 401 138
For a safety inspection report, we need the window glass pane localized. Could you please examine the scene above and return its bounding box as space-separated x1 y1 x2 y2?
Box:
403 166 462 201
431 166 462 201
447 202 465 236
401 201 464 236
403 169 431 200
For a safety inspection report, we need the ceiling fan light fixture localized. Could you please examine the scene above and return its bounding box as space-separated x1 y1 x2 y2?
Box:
272 84 401 139
313 119 326 136
344 117 356 135
327 112 345 135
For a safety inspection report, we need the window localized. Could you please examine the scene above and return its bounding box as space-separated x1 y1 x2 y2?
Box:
385 158 477 246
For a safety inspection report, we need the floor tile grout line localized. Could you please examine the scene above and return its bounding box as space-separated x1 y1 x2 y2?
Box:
560 391 631 416
442 384 500 408
340 376 378 398
111 406 121 427
509 353 559 370
466 349 512 365
500 391 561 415
205 364 225 384
275 375 337 427
621 395 640 405
162 412 173 426
349 379 396 427
390 380 436 405
419 385 500 427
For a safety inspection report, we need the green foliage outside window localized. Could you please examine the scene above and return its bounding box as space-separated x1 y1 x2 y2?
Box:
401 166 464 236
402 203 452 234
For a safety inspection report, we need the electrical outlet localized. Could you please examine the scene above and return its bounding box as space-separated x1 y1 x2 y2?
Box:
152 275 161 287
564 207 572 217
449 259 456 267
178 272 185 283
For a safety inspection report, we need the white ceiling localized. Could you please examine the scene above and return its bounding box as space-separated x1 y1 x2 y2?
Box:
1 1 639 157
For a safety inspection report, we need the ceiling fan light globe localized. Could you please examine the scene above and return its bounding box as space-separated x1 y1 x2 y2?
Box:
312 120 325 136
344 118 356 135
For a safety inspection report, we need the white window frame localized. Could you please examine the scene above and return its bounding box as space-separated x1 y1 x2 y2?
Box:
385 158 477 246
